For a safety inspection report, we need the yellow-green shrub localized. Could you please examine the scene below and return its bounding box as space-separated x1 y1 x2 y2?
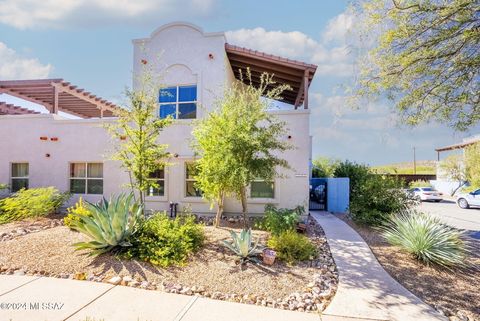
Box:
63 197 92 228
267 230 317 264
0 187 70 224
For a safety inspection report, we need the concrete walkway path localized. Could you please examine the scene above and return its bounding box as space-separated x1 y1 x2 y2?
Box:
311 211 447 321
0 274 331 321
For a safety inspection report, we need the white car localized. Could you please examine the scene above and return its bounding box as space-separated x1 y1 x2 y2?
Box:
456 189 480 209
409 187 443 202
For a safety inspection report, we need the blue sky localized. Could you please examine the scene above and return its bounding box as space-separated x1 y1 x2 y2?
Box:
0 0 478 165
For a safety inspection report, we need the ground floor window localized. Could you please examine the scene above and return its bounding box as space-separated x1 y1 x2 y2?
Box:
185 162 202 197
70 163 103 194
250 179 275 198
147 168 165 196
11 163 29 192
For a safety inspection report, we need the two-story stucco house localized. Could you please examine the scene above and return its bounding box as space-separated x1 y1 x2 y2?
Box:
0 22 317 215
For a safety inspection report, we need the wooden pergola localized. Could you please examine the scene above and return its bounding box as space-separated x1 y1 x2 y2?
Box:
225 44 317 109
0 101 39 115
435 137 480 160
0 79 120 118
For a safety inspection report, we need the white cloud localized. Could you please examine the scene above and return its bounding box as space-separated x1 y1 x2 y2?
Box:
0 0 216 29
226 19 355 77
0 42 52 79
322 12 355 44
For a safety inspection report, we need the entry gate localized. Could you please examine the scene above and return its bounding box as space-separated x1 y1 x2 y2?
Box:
309 178 327 210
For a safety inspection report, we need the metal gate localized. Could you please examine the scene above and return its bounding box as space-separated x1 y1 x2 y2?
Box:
309 178 327 210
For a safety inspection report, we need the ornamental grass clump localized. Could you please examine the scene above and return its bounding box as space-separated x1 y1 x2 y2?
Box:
381 210 469 270
0 187 70 224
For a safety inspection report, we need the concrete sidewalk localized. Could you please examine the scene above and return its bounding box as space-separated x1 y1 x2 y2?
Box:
0 274 329 321
311 211 446 321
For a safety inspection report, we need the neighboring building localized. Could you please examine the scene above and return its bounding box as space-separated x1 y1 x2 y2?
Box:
0 22 317 215
432 134 480 194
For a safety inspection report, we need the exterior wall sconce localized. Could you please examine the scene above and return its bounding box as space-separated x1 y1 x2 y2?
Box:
208 53 214 60
288 135 292 139
40 136 48 141
50 137 58 141
45 153 50 158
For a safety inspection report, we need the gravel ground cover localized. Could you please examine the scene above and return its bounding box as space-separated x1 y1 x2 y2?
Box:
338 214 480 321
0 216 338 313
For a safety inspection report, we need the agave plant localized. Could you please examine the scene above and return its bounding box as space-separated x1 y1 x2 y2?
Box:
381 210 469 270
222 229 263 264
70 193 143 256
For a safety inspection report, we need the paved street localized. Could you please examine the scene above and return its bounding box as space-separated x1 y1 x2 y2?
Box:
419 201 480 239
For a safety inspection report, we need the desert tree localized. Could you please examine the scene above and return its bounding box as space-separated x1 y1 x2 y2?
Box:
106 60 172 206
465 142 480 188
193 71 293 227
440 154 467 195
353 0 479 131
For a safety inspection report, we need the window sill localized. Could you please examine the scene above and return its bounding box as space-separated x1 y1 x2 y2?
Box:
181 197 206 203
145 196 168 202
247 198 279 204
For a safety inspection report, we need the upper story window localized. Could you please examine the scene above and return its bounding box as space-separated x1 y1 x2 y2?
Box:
70 163 103 195
11 163 29 192
159 85 197 119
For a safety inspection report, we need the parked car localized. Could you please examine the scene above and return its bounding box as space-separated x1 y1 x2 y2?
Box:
456 189 480 209
313 184 326 204
409 187 443 202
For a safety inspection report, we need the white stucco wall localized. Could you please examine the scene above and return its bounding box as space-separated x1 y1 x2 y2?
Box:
0 22 313 215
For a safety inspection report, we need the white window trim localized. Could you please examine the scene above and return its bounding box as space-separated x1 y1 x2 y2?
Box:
10 162 29 192
145 167 168 202
158 84 197 120
69 162 104 195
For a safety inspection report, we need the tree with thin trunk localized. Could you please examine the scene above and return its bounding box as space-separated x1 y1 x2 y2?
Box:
439 154 467 195
193 71 293 227
353 0 479 131
106 61 172 207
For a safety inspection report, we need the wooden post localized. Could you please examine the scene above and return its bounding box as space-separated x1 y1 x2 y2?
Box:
52 85 59 114
303 70 309 109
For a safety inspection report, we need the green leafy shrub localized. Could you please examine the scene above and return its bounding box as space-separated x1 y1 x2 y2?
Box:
256 204 303 236
222 229 263 264
267 230 317 264
334 160 415 226
0 187 70 224
409 179 432 188
125 213 204 267
350 174 415 226
71 194 142 255
64 197 93 228
381 211 469 270
0 183 8 190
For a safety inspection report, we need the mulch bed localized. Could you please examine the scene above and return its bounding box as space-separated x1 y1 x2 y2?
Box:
337 214 480 321
0 215 338 313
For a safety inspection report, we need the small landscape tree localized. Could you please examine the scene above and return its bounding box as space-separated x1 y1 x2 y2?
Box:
193 71 293 227
106 61 172 205
312 156 340 178
465 142 480 188
439 154 467 195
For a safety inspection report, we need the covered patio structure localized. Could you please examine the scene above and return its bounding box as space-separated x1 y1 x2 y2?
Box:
225 44 317 109
0 79 120 118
